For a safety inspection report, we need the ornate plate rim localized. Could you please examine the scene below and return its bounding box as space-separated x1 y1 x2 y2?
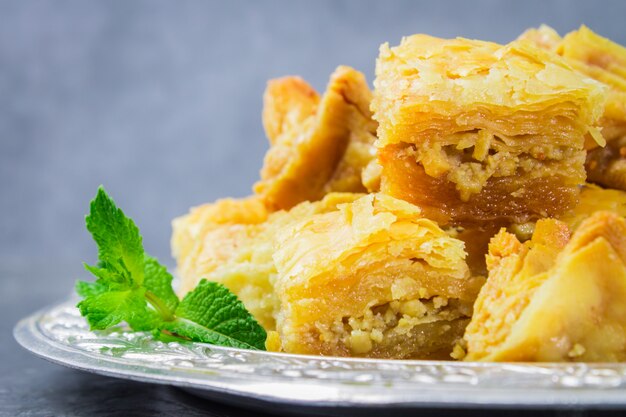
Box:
13 298 626 411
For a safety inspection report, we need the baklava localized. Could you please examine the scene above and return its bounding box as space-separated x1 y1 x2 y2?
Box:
521 25 626 190
463 212 626 362
273 193 484 358
372 34 606 225
254 66 377 211
172 193 361 330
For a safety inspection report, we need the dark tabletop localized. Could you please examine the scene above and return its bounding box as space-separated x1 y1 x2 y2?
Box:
2 262 626 417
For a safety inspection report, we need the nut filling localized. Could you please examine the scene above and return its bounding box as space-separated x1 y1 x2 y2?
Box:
314 297 474 359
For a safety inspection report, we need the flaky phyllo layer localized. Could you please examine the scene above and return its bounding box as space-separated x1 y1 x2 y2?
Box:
372 34 606 224
463 212 626 362
172 193 362 330
520 25 626 144
254 66 378 211
273 194 484 358
521 25 626 191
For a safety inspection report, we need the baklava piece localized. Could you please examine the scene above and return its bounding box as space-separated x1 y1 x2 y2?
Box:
554 25 626 145
272 194 485 358
171 196 269 269
372 35 606 225
463 212 626 362
521 25 626 190
559 183 626 231
561 28 626 188
172 193 361 330
172 196 274 328
254 66 378 211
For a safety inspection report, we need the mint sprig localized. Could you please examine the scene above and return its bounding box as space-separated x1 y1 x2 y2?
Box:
76 187 266 350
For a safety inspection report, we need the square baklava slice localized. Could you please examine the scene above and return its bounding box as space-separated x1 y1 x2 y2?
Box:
372 35 606 225
273 194 484 358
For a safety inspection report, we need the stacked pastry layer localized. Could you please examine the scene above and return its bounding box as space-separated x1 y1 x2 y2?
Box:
254 66 378 210
372 34 606 225
463 212 626 362
521 25 626 190
273 194 484 358
173 193 361 330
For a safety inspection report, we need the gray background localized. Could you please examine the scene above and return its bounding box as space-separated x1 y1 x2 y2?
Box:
3 0 626 272
3 2 626 415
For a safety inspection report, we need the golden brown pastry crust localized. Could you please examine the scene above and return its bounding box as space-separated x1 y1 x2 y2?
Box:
558 26 626 145
171 193 363 330
262 76 320 146
255 66 377 211
171 196 268 265
586 135 626 190
559 184 626 231
520 25 626 144
372 34 606 225
273 193 484 358
169 28 626 361
464 212 626 362
521 25 626 190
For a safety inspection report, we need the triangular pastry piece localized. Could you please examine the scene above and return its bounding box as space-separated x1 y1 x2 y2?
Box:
464 212 626 362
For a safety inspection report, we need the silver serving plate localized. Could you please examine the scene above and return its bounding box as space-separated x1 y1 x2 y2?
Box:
13 299 626 414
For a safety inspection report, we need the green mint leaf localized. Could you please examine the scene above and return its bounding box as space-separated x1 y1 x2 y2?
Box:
163 280 266 350
125 306 163 332
75 280 109 298
78 188 158 332
82 262 131 291
77 288 147 330
86 187 145 287
77 285 162 332
143 256 179 316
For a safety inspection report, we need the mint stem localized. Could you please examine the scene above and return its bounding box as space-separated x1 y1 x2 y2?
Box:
145 290 175 321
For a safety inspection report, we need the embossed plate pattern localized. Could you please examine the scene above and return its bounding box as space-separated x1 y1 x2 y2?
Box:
13 299 626 413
